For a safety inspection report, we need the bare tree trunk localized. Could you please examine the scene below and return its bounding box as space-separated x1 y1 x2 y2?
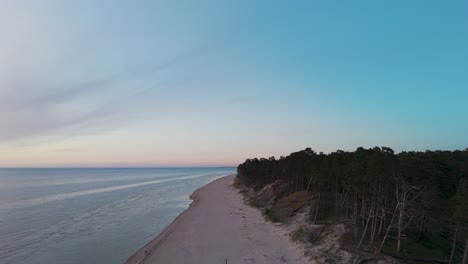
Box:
397 200 404 253
313 192 321 224
450 221 459 264
335 176 340 222
354 188 359 225
418 211 425 241
341 186 350 209
335 185 338 222
378 200 386 237
379 202 399 253
370 208 378 244
341 186 350 219
361 197 366 225
370 186 380 245
358 205 374 250
463 237 467 264
346 194 350 218
306 175 313 192
369 207 375 245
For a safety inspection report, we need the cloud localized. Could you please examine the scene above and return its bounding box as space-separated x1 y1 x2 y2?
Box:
0 47 210 144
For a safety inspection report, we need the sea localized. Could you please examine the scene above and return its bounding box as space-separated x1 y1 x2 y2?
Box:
0 167 236 264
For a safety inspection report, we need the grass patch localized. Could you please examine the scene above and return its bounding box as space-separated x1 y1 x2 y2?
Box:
263 208 281 223
270 191 312 222
291 227 307 242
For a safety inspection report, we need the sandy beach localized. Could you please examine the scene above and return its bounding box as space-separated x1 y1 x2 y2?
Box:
126 175 308 264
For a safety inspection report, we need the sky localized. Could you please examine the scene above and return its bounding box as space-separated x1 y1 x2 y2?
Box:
0 0 467 167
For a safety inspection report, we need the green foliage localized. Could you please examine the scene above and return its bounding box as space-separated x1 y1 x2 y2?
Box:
263 208 281 223
291 227 307 242
237 147 468 260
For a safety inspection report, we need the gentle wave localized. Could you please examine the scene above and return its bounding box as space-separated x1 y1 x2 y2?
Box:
0 174 228 210
2 176 150 188
1 173 206 189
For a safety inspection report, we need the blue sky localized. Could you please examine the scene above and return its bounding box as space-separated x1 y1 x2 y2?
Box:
0 0 467 167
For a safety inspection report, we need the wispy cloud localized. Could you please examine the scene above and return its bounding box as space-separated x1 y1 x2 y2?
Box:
0 48 210 144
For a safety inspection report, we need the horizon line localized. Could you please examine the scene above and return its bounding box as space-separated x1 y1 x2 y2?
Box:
0 165 238 169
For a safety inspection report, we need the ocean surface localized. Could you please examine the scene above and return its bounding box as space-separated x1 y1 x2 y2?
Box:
0 167 235 264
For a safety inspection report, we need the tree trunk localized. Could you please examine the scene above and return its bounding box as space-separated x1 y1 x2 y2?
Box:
369 208 375 245
335 185 338 222
354 188 358 225
379 202 399 253
313 192 321 224
378 200 386 237
370 187 380 245
341 186 350 209
346 194 350 218
361 197 366 225
306 175 313 192
462 237 467 264
397 201 404 253
358 205 374 250
370 208 378 244
450 221 459 264
418 211 425 241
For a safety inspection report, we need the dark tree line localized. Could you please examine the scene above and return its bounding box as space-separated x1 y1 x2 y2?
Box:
237 147 468 262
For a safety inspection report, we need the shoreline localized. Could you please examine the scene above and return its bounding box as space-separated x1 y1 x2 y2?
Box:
125 176 227 264
125 174 308 264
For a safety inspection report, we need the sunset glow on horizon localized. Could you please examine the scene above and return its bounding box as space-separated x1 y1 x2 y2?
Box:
1 0 467 167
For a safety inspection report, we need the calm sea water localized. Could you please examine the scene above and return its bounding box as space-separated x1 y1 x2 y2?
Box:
0 167 235 264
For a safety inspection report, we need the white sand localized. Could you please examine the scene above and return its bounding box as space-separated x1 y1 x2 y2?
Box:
126 175 308 264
